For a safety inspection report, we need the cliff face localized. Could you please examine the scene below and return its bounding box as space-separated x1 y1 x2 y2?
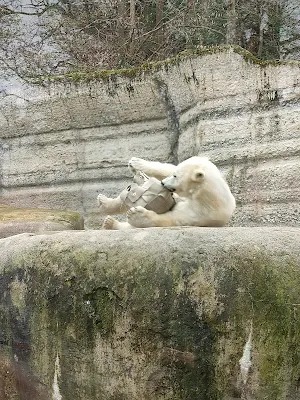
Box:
0 46 299 228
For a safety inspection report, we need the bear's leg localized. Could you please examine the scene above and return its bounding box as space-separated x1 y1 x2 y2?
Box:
102 216 133 230
128 157 176 180
97 194 127 215
127 206 176 228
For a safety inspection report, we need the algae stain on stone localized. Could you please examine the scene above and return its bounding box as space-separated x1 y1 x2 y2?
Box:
10 277 27 313
188 265 222 320
84 286 121 337
215 254 300 399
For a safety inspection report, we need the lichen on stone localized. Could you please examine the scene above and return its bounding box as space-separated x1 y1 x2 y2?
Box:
32 44 300 86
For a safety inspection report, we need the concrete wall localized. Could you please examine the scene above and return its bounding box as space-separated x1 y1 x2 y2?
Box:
0 46 299 228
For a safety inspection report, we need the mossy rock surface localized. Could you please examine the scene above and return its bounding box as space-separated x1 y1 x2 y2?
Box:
0 204 84 238
36 44 300 84
0 227 299 400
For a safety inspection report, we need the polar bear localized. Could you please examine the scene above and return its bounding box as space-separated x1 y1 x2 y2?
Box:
98 156 236 230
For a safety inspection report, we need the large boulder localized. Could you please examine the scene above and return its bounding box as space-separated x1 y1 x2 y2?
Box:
0 204 84 238
0 227 299 399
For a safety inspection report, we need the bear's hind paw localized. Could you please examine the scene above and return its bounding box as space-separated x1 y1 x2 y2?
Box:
97 193 108 207
102 216 118 230
97 194 119 214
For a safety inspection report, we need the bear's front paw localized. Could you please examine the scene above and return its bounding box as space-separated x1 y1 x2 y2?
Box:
127 206 155 228
102 216 118 230
128 157 147 174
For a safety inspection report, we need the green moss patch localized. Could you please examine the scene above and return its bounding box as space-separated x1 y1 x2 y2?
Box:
33 44 300 85
0 204 82 226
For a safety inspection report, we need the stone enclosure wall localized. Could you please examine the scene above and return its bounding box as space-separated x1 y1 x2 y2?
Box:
0 228 299 400
0 46 300 227
0 46 300 400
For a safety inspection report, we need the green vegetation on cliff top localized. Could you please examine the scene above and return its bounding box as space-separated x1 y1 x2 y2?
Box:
35 45 300 84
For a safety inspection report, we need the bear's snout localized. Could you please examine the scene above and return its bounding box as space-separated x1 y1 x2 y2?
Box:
161 178 176 192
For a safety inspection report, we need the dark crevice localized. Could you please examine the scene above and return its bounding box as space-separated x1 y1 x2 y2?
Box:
153 77 181 165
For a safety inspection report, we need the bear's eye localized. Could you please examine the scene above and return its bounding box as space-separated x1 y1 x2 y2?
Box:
195 172 204 178
173 175 177 178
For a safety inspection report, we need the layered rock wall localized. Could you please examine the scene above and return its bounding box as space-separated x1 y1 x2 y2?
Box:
0 46 299 227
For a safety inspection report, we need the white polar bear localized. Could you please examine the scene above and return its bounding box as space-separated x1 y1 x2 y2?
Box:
98 156 236 230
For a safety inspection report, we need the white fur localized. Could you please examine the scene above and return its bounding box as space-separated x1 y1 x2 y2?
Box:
100 156 236 230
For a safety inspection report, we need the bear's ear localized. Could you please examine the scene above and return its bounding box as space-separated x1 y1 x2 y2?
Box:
193 169 205 182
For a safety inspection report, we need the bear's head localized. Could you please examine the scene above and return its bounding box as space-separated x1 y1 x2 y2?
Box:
161 156 221 198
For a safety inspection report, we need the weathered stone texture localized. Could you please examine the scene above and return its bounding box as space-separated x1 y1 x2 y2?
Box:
0 227 299 399
0 205 83 238
0 47 300 228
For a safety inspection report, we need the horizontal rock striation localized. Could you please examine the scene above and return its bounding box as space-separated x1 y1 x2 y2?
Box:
0 46 299 227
